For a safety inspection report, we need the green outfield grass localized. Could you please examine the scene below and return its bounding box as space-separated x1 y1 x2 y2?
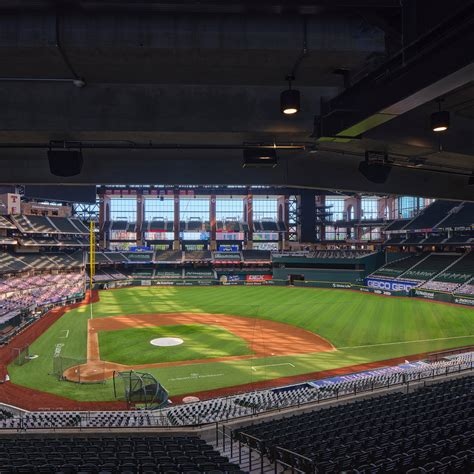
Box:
7 286 474 402
98 324 253 365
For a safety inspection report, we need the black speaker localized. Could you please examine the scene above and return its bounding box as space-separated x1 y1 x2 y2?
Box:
358 161 391 184
242 148 277 168
48 150 83 177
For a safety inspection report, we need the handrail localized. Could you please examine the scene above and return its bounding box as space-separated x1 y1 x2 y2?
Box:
0 362 472 432
274 445 315 473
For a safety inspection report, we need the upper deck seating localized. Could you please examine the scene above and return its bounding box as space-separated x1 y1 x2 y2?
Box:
184 251 212 261
154 250 183 262
404 200 458 230
439 202 474 228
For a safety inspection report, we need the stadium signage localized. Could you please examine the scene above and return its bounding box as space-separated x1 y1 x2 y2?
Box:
365 278 417 292
453 297 474 307
245 274 272 282
331 283 352 289
413 289 435 299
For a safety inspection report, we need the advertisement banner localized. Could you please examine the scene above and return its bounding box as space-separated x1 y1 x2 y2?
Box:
245 274 273 282
365 278 417 293
453 296 474 307
412 288 453 303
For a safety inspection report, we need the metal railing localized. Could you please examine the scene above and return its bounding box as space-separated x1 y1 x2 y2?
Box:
0 361 472 432
219 426 316 474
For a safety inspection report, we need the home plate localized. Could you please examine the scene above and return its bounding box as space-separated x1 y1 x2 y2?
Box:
251 363 295 371
150 337 184 347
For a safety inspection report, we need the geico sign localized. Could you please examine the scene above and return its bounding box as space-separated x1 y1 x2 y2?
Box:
367 280 413 292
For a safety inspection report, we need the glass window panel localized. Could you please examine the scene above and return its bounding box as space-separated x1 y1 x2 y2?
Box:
216 198 244 220
110 198 137 221
253 198 278 220
145 198 174 221
180 198 210 221
361 197 379 220
325 197 345 221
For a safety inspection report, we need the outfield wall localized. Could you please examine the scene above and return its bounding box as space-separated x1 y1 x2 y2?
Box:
272 267 365 284
91 278 474 307
92 278 274 290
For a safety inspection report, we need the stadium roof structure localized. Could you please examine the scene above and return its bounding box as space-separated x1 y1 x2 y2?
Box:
0 0 472 200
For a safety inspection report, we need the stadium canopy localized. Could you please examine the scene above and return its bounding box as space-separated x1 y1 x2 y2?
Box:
0 1 472 200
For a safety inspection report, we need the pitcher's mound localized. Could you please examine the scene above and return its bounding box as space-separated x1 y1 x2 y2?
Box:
150 337 184 347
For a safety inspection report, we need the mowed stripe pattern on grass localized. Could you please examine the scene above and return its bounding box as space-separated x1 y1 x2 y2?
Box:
98 324 253 365
94 286 474 347
6 286 474 402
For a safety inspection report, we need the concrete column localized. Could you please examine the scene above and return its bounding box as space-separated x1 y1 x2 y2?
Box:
210 194 217 251
173 189 180 250
277 195 290 250
299 190 317 243
355 195 363 240
245 192 253 249
316 194 326 241
98 192 106 249
136 191 144 247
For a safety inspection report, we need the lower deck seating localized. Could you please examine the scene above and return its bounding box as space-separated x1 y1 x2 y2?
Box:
402 254 461 281
0 273 84 317
371 254 425 279
234 376 473 473
0 435 243 473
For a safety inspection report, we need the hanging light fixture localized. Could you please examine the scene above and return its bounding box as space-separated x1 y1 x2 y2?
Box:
431 99 449 132
280 75 300 115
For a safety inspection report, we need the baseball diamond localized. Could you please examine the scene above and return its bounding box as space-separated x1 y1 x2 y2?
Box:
4 285 474 406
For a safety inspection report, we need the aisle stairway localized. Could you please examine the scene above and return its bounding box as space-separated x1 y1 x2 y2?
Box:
209 434 284 474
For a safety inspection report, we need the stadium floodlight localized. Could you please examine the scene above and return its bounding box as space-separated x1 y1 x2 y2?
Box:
242 147 277 168
431 99 449 132
48 149 83 177
280 75 300 115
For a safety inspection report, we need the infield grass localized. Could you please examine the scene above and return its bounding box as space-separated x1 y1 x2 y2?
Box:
7 286 474 401
98 324 253 365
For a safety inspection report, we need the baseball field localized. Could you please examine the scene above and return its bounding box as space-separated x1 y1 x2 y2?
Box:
7 286 474 403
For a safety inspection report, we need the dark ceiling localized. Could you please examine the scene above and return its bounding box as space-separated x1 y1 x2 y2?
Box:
0 0 472 199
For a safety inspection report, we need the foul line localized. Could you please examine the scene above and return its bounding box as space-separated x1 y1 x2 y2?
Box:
169 373 225 381
338 334 474 350
251 363 296 372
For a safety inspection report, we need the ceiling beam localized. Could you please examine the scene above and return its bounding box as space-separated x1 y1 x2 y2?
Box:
315 2 474 141
0 148 472 200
